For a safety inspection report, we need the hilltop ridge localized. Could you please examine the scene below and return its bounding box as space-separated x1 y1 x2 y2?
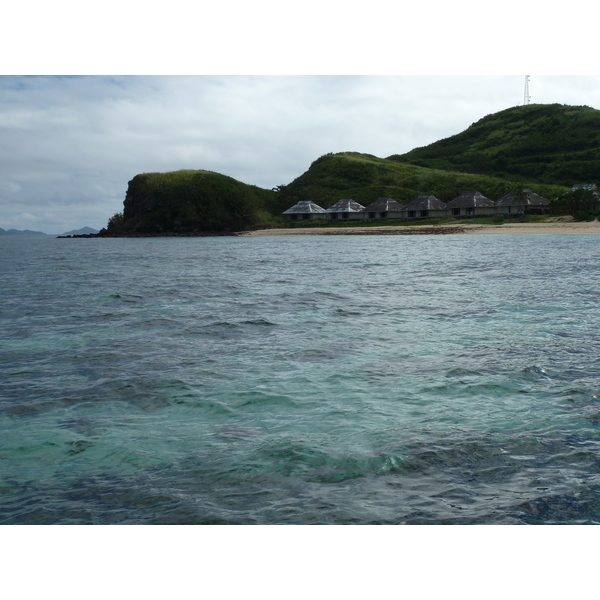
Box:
390 103 600 185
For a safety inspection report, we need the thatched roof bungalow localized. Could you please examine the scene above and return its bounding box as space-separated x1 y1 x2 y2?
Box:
326 199 365 220
447 191 495 217
282 200 327 220
402 195 447 219
362 197 405 220
495 189 549 215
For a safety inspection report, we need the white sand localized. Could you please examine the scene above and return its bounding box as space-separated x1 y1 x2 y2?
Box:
242 219 600 236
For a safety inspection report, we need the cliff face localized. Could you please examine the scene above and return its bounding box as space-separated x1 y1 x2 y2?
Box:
118 170 277 233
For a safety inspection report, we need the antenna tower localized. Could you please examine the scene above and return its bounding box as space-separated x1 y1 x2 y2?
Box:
524 75 531 105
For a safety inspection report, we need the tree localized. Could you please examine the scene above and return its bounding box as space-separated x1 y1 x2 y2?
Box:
107 212 125 231
550 187 599 217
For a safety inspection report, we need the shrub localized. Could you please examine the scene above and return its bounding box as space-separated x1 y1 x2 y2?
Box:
107 212 125 231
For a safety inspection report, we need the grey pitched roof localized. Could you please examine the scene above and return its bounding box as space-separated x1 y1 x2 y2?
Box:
403 195 447 211
326 198 365 213
447 191 494 208
362 197 405 212
282 200 327 215
496 190 548 207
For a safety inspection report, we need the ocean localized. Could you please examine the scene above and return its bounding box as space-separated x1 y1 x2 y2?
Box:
2 232 600 524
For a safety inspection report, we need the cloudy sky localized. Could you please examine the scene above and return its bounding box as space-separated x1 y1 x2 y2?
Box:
3 75 600 234
2 4 598 233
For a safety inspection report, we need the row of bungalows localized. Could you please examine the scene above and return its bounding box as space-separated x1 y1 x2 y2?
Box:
282 189 552 221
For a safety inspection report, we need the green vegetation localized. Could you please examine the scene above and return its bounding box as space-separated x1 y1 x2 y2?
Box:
107 211 126 232
275 151 568 210
118 170 278 233
391 104 600 187
106 104 600 234
549 187 600 220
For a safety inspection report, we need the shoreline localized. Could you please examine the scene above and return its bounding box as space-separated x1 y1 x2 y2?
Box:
55 219 600 238
241 220 600 236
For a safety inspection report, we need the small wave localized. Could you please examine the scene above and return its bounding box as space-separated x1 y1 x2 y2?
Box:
108 293 144 303
236 390 297 409
213 425 262 441
126 317 178 329
310 452 406 483
198 319 278 336
251 441 405 483
67 440 94 456
292 348 341 362
334 308 363 316
521 365 553 378
240 318 277 327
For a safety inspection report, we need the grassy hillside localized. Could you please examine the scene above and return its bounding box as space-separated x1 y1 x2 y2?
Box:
389 104 600 186
107 103 598 234
276 151 569 210
111 170 278 233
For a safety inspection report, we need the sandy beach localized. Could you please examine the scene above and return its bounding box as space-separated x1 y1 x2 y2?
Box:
242 219 600 236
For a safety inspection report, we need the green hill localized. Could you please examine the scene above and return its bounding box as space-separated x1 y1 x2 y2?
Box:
275 151 568 210
389 104 600 186
110 170 278 233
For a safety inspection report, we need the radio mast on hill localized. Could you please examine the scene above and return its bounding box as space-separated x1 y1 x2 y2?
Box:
524 75 531 105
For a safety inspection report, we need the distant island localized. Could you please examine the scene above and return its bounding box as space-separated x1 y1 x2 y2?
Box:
60 227 99 236
1 226 101 237
88 103 600 236
0 228 46 236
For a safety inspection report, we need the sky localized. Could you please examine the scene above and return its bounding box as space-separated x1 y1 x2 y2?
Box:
4 74 600 234
2 3 599 234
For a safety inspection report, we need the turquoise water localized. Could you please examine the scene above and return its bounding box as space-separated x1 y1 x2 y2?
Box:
2 233 600 524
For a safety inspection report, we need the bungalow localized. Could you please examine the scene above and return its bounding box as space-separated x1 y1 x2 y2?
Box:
362 197 405 220
326 198 366 221
282 200 327 221
402 195 447 219
495 189 549 215
447 191 495 218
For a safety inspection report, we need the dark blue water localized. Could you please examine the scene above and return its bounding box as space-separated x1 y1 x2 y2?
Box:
2 233 600 524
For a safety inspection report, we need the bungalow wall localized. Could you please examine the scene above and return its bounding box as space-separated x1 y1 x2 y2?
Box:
403 208 448 219
497 204 548 215
497 204 524 215
449 206 496 218
363 210 405 220
329 212 364 221
285 212 324 221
